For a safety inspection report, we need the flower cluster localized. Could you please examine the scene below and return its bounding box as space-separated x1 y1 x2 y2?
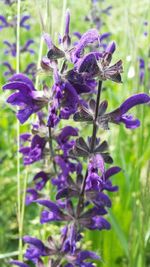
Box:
1 1 36 80
3 8 150 267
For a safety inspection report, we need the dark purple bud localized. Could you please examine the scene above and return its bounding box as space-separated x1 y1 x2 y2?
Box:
65 9 70 36
105 41 116 54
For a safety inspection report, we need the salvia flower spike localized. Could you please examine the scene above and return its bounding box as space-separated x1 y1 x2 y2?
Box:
3 8 149 267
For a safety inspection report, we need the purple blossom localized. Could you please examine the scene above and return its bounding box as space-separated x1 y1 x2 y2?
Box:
6 9 150 267
3 62 15 76
71 29 99 62
0 15 9 30
63 9 71 50
23 236 48 263
79 207 111 230
108 93 150 129
3 39 34 57
86 165 121 192
139 58 145 84
0 15 31 31
25 188 39 205
56 126 78 154
10 261 29 267
19 135 46 165
36 199 70 223
3 74 48 123
20 15 31 30
33 171 49 191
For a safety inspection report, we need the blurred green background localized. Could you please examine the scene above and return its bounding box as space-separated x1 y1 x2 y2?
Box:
0 0 150 266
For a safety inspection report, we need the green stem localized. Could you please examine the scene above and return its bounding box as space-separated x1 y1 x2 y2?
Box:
20 168 28 243
16 0 22 260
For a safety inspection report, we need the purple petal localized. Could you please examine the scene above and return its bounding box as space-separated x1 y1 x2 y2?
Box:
20 15 30 30
92 216 111 230
43 33 53 49
17 107 33 124
9 73 35 91
73 29 99 60
120 115 140 129
20 133 31 141
25 188 38 205
78 250 100 261
36 199 60 212
65 9 70 35
23 236 45 251
10 261 29 267
33 171 49 191
105 41 116 54
105 166 121 180
57 126 78 144
3 81 33 94
120 93 150 114
99 32 111 42
7 92 31 106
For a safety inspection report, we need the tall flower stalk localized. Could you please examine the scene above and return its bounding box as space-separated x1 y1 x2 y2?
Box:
2 6 150 267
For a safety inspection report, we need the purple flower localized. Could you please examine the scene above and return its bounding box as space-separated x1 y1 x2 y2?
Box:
25 188 39 205
36 199 70 223
24 63 36 80
86 191 112 208
3 41 16 57
20 39 35 54
56 126 78 155
3 40 34 57
23 236 48 263
139 58 145 84
65 250 100 267
60 82 79 119
10 261 29 267
20 15 31 30
47 79 79 126
2 0 15 5
74 41 123 83
0 15 31 31
86 164 121 192
62 223 77 254
79 207 111 231
108 93 150 129
71 29 99 62
66 69 97 94
3 74 48 123
0 15 9 30
102 166 121 191
19 135 46 165
63 9 71 50
33 171 49 191
3 62 15 76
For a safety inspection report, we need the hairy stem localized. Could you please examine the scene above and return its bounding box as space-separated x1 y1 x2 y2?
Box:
76 80 102 216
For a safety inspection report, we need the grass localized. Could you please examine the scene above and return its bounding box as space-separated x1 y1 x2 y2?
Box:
0 0 150 266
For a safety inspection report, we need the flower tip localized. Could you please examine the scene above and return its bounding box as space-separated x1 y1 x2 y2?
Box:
106 41 116 54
